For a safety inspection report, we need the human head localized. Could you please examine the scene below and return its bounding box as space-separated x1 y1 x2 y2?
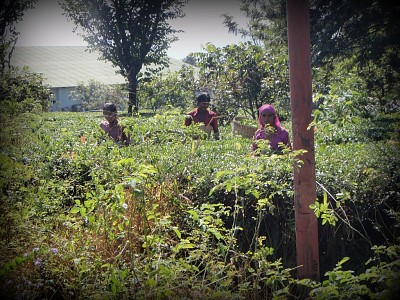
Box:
196 93 210 109
258 104 281 128
103 102 118 123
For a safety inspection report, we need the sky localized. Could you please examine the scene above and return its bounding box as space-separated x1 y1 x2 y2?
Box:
15 0 248 60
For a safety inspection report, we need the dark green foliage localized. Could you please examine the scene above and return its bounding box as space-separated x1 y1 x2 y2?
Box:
225 0 400 113
0 110 398 298
0 0 37 71
0 66 54 115
310 0 400 110
309 0 400 68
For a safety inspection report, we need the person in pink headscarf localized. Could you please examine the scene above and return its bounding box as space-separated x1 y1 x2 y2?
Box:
252 104 291 154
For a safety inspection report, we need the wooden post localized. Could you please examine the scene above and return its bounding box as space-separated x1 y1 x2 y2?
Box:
286 0 320 281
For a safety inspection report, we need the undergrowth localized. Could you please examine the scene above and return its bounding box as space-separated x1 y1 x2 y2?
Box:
0 110 399 299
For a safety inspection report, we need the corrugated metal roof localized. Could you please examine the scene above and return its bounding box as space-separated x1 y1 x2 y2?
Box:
11 46 194 88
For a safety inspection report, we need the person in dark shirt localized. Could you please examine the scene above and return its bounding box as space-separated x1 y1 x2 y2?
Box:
100 103 130 145
184 93 220 140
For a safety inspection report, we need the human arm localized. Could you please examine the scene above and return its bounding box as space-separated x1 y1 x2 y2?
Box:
184 113 193 126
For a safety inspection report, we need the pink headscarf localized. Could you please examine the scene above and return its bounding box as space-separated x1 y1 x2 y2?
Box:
257 104 281 128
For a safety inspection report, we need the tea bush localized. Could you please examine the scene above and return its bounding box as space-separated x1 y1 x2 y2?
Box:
0 110 399 299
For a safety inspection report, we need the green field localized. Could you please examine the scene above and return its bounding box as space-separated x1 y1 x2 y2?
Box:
1 110 399 299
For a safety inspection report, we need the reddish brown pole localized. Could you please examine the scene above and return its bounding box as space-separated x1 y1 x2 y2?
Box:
286 0 320 281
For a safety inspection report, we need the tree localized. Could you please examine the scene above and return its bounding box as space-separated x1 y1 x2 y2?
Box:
138 65 197 112
309 1 400 65
309 0 400 112
0 66 54 115
226 0 399 68
196 42 289 123
70 80 128 111
181 52 197 66
0 1 53 115
61 0 187 115
222 0 286 47
225 0 400 113
0 0 37 72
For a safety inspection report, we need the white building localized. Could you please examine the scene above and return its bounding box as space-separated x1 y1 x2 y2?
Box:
11 46 194 111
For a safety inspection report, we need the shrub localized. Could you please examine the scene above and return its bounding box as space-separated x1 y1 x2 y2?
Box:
69 79 128 111
0 111 398 298
0 66 54 115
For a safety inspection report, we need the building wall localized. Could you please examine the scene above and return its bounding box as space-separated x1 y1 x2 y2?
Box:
51 87 83 111
11 47 197 112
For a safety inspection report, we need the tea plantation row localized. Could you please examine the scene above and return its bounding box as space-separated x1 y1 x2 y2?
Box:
0 110 399 299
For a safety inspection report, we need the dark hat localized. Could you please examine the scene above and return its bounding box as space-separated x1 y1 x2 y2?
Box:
196 93 211 103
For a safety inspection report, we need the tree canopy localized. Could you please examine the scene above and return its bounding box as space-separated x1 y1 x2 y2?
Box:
309 0 400 66
0 0 37 72
309 0 400 111
224 0 399 112
61 0 187 115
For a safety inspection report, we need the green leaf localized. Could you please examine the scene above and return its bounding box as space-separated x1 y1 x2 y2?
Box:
208 228 223 240
226 181 233 192
146 277 157 287
173 227 181 239
179 242 195 249
70 206 80 214
80 207 87 217
84 199 94 208
187 210 199 221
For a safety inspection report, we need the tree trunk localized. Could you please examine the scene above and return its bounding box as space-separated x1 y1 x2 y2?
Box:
127 73 138 116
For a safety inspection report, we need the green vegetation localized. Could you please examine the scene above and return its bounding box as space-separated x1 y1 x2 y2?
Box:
0 109 399 299
70 79 128 111
195 42 290 122
61 0 187 114
0 0 37 71
1 1 399 298
138 65 197 113
0 66 54 115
